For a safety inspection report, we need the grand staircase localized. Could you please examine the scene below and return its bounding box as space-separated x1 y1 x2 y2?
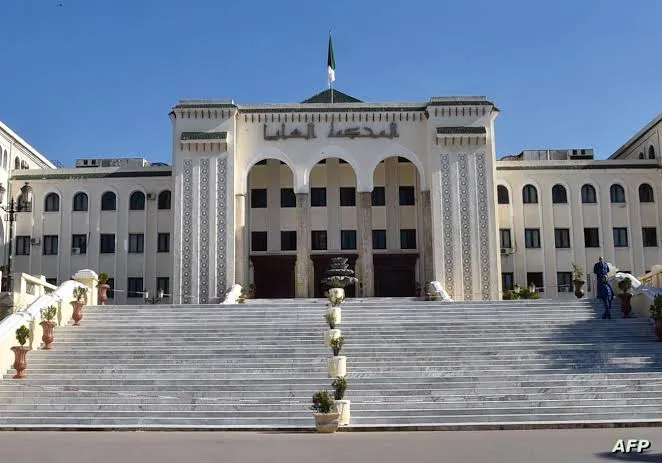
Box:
0 297 661 430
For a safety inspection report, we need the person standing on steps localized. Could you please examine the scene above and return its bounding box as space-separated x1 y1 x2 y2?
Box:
593 256 609 283
594 257 613 319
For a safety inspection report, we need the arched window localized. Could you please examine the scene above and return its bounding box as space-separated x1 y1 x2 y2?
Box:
101 191 116 211
639 183 654 203
581 184 597 203
158 190 171 209
649 146 656 159
72 192 88 211
610 184 626 203
497 185 509 204
14 157 20 170
44 193 60 212
129 191 145 210
639 152 645 159
551 184 568 203
522 184 538 204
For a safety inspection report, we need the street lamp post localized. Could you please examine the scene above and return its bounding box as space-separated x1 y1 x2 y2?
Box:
143 288 165 304
0 182 31 293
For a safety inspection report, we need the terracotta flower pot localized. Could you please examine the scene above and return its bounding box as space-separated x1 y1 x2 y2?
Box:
573 279 585 298
11 346 30 379
655 318 662 341
71 300 84 326
40 320 56 350
619 293 632 318
97 284 110 305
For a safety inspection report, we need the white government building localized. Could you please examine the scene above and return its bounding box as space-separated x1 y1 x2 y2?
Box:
0 89 660 304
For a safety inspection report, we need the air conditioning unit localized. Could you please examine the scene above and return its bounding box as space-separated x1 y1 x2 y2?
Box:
30 237 40 245
500 247 512 255
146 193 156 200
72 247 81 255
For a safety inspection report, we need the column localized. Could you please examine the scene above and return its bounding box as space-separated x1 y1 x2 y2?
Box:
420 190 434 284
234 194 248 288
295 193 311 297
357 192 374 297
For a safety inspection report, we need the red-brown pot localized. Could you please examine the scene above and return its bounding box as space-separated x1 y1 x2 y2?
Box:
619 293 632 318
71 300 84 326
656 318 662 341
40 320 56 349
98 284 110 305
11 346 30 379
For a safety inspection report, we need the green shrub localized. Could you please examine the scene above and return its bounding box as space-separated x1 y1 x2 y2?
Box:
311 390 337 413
332 377 347 400
15 325 29 346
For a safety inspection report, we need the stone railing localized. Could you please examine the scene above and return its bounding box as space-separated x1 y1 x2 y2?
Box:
638 265 662 288
0 273 59 319
608 272 661 320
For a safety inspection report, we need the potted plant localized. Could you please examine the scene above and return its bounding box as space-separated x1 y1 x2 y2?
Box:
237 290 247 303
73 286 87 304
617 278 633 318
71 287 86 326
311 390 339 433
328 336 346 378
321 257 358 307
324 311 341 347
650 295 662 341
97 273 111 305
332 376 350 426
247 284 256 299
572 263 585 298
40 305 57 350
11 325 31 379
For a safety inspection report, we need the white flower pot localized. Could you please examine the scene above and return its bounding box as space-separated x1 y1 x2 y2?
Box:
327 307 341 325
335 400 350 426
328 356 346 378
313 412 340 433
324 329 342 347
327 288 345 307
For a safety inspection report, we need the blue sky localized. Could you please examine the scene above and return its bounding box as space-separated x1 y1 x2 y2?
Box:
1 0 660 166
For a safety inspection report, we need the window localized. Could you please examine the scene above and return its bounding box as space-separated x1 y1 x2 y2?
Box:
44 193 60 212
643 227 657 247
157 233 170 252
372 230 386 249
156 277 170 297
281 231 297 251
610 184 625 203
639 152 645 159
649 145 656 159
551 184 567 204
43 235 58 255
502 273 514 291
499 229 512 248
400 229 417 249
129 191 145 210
639 184 654 202
522 185 538 204
311 230 327 250
14 157 19 170
613 227 628 247
399 186 415 205
15 236 30 255
128 234 144 253
46 278 58 286
526 272 544 293
158 190 171 209
497 185 509 204
71 234 87 254
250 189 267 208
372 187 386 206
341 230 357 250
251 231 267 251
311 188 327 207
557 272 572 293
398 156 411 163
340 187 356 207
524 229 541 248
100 234 115 253
127 278 144 298
584 228 600 247
554 228 571 248
101 191 116 211
581 184 597 203
106 278 115 299
72 192 88 211
280 188 296 208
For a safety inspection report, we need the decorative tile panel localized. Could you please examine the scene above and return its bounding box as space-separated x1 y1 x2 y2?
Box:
458 153 473 300
216 158 228 298
475 152 491 300
199 159 210 303
440 154 455 297
181 160 193 303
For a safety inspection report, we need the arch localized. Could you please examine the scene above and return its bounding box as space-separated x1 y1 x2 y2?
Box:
241 147 299 195
303 145 362 191
72 192 89 211
129 190 146 210
366 144 427 192
639 183 654 203
610 184 626 203
497 185 509 204
101 191 117 211
2 150 6 170
551 184 568 203
581 184 597 203
14 157 20 170
44 192 60 212
649 145 656 159
639 152 645 159
522 184 538 204
157 190 172 210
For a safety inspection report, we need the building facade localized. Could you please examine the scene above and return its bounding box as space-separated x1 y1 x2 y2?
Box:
1 91 660 303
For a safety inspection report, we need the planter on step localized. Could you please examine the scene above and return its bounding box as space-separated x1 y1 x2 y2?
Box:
313 412 340 433
311 390 339 433
328 356 346 377
97 284 110 305
11 346 30 379
324 329 341 347
327 288 345 307
40 320 56 350
573 279 585 298
335 400 351 426
619 293 632 318
71 300 84 326
656 318 662 341
327 307 341 325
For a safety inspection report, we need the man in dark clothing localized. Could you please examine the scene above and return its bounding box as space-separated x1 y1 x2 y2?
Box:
597 279 614 319
593 256 609 282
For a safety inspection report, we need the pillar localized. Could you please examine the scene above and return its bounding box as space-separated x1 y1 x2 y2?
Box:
357 192 374 297
234 194 248 288
72 269 98 306
295 193 311 297
421 190 434 284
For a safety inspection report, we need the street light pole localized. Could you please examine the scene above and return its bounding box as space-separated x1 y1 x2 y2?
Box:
0 182 31 293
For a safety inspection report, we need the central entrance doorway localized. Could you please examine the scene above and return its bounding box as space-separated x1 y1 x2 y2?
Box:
311 254 358 298
250 255 296 298
373 253 418 297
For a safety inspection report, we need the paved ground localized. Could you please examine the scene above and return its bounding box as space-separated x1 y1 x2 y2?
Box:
0 428 660 463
